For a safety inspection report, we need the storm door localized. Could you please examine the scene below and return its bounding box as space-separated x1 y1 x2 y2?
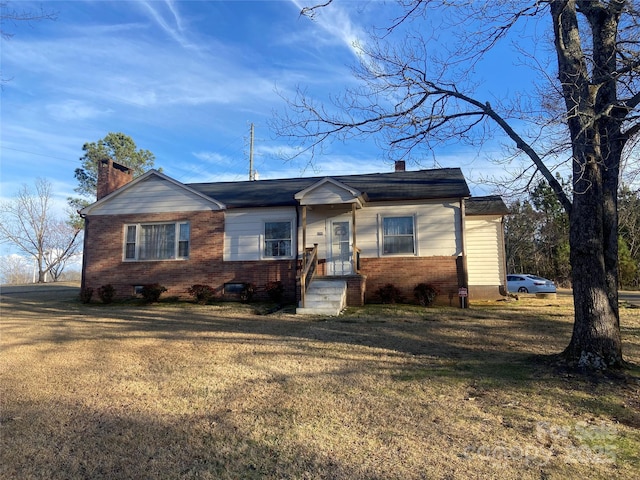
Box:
328 220 352 275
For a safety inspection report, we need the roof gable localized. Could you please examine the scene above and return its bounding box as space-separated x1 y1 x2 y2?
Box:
81 170 226 215
294 177 364 206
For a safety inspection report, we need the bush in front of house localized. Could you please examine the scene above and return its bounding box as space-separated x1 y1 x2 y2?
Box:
375 283 403 304
265 281 285 303
79 287 94 304
188 284 217 304
240 283 255 303
97 284 116 304
414 283 439 307
140 283 167 303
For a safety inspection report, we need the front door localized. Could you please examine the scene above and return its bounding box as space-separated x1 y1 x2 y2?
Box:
328 220 352 275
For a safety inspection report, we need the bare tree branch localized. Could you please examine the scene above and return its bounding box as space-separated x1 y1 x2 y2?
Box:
275 0 640 369
0 178 82 283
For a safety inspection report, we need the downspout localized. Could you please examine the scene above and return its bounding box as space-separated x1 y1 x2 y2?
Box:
78 211 88 293
297 205 303 306
499 216 508 297
351 202 356 273
300 205 306 270
459 198 469 307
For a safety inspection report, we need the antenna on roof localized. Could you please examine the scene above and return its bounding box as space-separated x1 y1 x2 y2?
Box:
249 123 256 181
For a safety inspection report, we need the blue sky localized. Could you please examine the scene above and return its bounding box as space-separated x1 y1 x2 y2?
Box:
1 0 549 232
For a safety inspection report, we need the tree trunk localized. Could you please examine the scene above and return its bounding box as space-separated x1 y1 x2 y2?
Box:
564 156 623 369
551 0 624 369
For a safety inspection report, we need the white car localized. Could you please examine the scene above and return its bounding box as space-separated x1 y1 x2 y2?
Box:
507 274 557 294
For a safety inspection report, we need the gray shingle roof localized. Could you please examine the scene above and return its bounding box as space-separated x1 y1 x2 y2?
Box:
465 195 509 215
187 168 471 208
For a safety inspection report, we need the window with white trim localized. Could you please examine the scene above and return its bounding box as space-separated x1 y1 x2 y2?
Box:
264 221 292 258
382 216 415 254
124 222 190 261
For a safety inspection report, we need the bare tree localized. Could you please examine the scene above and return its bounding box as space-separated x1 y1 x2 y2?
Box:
0 178 82 283
0 254 32 284
276 0 640 370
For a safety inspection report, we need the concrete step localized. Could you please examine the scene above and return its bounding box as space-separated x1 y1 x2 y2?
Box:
310 280 345 287
307 292 342 300
307 284 345 293
295 307 343 316
304 299 343 309
297 279 347 316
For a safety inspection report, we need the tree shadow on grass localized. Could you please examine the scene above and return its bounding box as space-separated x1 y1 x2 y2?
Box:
0 399 392 480
3 287 640 478
4 285 639 402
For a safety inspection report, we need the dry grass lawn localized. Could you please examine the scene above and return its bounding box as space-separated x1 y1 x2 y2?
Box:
1 284 639 479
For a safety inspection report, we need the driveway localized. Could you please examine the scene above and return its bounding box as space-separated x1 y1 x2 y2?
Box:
1 282 80 303
557 288 640 308
620 290 640 307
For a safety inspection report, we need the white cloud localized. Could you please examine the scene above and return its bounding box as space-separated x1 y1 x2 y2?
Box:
4 22 279 111
289 0 369 59
138 0 196 50
1 0 406 213
191 151 234 166
46 100 113 121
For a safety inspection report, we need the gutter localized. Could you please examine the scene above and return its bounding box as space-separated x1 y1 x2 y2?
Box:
459 198 469 307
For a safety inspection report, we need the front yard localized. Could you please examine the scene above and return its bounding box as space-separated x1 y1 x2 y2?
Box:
1 285 639 479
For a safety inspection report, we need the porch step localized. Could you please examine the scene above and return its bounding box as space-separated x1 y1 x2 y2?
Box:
296 279 347 316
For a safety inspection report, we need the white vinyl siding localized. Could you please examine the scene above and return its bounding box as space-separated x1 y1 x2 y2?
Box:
88 176 222 215
224 201 463 262
300 201 462 259
224 208 297 261
124 222 190 261
466 216 504 285
354 202 461 258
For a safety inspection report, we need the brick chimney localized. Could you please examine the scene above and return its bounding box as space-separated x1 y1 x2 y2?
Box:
395 160 406 172
96 158 133 200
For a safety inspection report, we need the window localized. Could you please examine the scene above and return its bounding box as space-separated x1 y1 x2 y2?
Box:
264 221 292 258
383 216 415 254
124 222 190 261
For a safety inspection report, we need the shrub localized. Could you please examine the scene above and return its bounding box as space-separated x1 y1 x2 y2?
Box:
375 283 403 304
188 284 216 304
265 281 285 303
240 283 255 303
414 283 439 307
97 284 116 304
79 287 93 304
140 283 167 303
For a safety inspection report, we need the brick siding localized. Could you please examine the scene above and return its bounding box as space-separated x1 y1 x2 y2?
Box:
83 212 462 306
360 256 461 306
82 211 297 302
96 159 133 200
